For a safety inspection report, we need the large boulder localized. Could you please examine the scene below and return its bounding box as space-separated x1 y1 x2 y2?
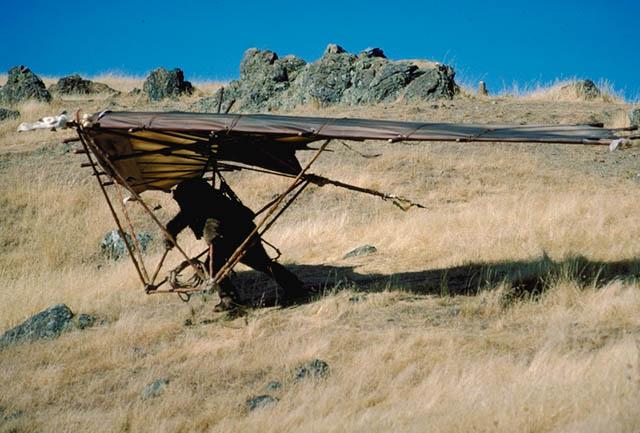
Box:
0 304 73 349
49 74 118 95
202 49 307 112
191 45 457 113
0 66 51 105
403 63 458 101
143 67 193 101
286 46 357 107
0 108 20 121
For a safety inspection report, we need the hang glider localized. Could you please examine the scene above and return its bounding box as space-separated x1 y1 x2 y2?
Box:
78 111 632 193
49 111 638 300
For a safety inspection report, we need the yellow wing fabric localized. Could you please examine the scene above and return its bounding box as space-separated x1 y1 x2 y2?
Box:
87 129 212 192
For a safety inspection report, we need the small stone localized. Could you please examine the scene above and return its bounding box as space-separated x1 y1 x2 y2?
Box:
265 381 282 392
3 410 24 421
0 304 74 349
246 395 278 411
75 313 96 330
141 378 169 399
343 244 377 259
348 295 367 303
128 88 142 96
100 229 153 260
294 359 329 381
629 107 640 127
0 108 20 121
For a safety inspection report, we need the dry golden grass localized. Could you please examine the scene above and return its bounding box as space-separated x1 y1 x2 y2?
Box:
1 77 639 432
500 78 624 103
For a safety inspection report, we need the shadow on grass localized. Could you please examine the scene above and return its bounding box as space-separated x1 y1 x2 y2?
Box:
234 254 640 304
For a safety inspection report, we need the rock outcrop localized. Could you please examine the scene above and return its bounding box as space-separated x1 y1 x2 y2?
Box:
0 66 51 105
49 74 118 95
143 67 193 101
191 45 457 113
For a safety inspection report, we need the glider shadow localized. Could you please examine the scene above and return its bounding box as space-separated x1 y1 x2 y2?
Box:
233 255 640 304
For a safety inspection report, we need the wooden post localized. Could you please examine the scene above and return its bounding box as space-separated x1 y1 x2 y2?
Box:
478 81 489 96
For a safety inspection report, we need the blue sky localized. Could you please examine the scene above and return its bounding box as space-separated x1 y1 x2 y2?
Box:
1 0 638 100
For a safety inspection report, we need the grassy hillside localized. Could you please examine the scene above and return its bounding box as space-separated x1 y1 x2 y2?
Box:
0 76 639 432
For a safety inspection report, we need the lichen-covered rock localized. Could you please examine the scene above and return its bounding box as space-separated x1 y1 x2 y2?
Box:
246 395 278 411
190 45 457 112
359 47 386 59
403 64 458 101
629 107 640 127
141 378 169 399
0 304 74 349
343 244 377 259
0 66 51 105
49 74 118 95
206 49 307 112
0 107 20 121
294 359 330 381
344 60 421 105
100 229 153 260
287 47 357 107
143 67 193 101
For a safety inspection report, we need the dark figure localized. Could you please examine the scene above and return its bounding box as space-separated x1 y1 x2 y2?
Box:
165 178 307 310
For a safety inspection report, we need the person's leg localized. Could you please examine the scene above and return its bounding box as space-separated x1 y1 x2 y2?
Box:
240 239 308 303
204 243 240 311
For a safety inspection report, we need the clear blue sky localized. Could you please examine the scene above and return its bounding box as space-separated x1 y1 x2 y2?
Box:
1 0 638 100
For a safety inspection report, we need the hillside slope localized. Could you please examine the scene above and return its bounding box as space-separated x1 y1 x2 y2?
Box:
1 80 639 432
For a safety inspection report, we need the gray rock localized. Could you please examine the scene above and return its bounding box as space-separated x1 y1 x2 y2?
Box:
0 65 51 105
325 43 346 55
141 378 169 399
143 67 193 101
287 48 357 107
49 74 118 95
190 45 457 112
294 359 329 381
265 381 282 392
0 108 20 121
100 229 153 260
192 49 306 113
359 47 386 58
0 304 74 349
343 244 377 259
75 313 96 330
345 60 421 104
629 107 640 127
560 79 601 100
403 64 458 101
2 409 24 422
574 79 601 100
246 395 278 411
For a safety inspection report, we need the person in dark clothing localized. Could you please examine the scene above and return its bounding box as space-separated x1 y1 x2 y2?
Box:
164 177 307 310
